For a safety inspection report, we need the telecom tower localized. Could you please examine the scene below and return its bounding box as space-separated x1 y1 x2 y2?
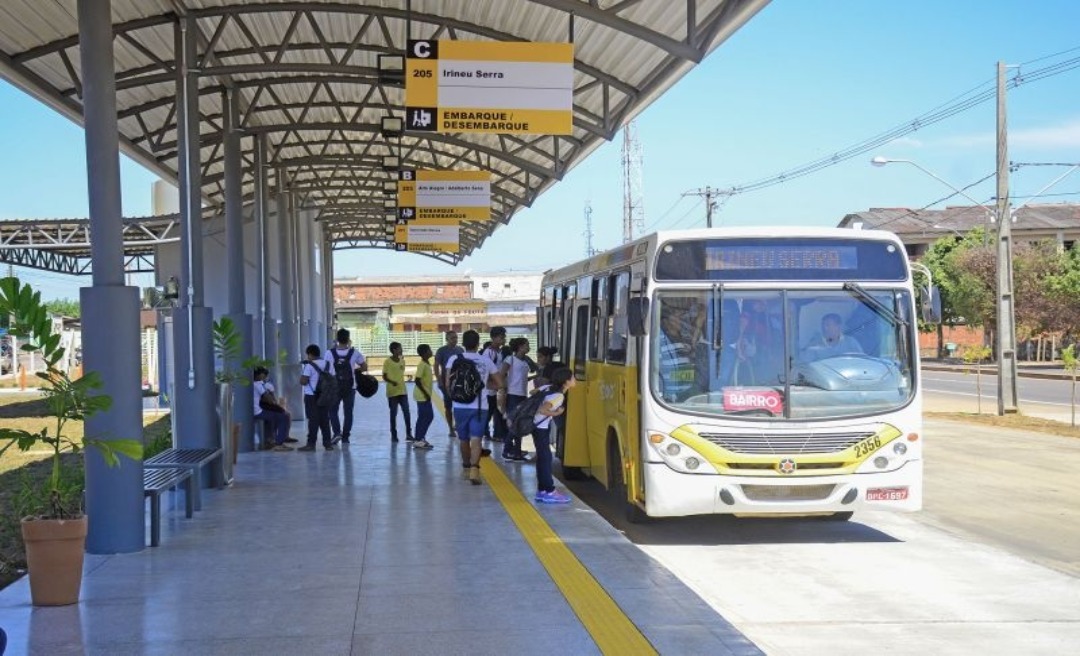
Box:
583 201 597 256
621 120 645 243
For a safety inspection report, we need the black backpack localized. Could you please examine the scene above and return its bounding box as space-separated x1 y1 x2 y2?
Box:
505 387 553 438
355 372 379 398
448 355 485 404
331 348 355 395
310 360 340 408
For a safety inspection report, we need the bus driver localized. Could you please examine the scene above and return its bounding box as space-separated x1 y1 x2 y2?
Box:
803 313 864 360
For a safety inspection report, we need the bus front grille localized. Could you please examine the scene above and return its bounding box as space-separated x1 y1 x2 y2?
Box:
740 484 836 502
698 431 874 455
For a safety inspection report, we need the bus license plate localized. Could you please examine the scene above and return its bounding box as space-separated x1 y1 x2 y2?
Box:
866 487 908 501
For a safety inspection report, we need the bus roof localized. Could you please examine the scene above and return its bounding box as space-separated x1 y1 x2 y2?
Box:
543 227 904 284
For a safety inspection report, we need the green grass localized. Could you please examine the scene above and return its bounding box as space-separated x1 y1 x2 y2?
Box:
0 392 170 590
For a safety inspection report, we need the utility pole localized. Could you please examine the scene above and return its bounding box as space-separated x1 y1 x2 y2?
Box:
683 186 721 227
583 201 597 256
621 120 645 243
996 60 1020 415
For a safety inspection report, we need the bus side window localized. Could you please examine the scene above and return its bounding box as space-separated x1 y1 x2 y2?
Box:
561 283 576 365
551 286 562 353
606 271 629 364
574 304 589 377
589 277 606 361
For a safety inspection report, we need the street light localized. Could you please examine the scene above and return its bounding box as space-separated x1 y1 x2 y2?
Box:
871 154 1018 415
870 157 996 221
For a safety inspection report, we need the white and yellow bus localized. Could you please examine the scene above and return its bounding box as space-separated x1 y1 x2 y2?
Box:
539 228 938 522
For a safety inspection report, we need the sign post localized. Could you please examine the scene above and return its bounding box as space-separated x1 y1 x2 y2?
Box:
405 39 574 135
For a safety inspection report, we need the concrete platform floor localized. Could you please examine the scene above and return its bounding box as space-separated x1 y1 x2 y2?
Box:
0 394 760 655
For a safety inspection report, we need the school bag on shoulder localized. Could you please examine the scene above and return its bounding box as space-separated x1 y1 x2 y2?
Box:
448 356 485 403
332 348 355 396
312 360 340 408
505 386 552 439
355 371 379 398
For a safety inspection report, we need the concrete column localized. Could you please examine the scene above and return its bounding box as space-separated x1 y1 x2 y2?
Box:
254 134 273 362
276 171 302 414
223 87 254 452
172 16 218 477
77 0 144 553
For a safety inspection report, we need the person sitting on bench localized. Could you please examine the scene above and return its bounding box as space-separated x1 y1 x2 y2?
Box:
253 366 294 451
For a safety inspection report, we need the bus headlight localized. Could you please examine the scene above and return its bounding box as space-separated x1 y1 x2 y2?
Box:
873 456 889 469
648 432 714 474
893 442 907 456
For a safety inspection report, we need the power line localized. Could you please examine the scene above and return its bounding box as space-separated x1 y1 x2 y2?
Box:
641 195 690 234
713 48 1080 197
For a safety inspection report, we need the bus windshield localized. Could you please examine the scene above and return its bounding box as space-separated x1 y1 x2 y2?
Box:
651 288 915 420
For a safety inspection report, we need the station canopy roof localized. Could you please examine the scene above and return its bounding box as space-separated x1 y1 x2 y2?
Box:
0 0 768 267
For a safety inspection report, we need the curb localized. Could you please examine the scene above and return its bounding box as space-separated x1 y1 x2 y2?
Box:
922 363 1074 381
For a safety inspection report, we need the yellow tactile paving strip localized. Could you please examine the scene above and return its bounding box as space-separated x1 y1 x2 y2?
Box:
480 459 658 656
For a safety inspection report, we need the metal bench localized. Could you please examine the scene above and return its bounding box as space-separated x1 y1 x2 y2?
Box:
143 467 194 547
144 447 224 511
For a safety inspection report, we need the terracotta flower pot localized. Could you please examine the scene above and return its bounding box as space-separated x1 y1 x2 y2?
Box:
21 515 87 606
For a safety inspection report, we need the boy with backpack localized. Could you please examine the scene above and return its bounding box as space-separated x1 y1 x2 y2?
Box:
324 328 367 445
299 343 336 451
446 330 503 485
383 341 413 443
411 344 435 450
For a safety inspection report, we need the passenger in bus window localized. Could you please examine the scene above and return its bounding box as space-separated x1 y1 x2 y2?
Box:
719 311 758 386
802 313 864 361
658 303 697 401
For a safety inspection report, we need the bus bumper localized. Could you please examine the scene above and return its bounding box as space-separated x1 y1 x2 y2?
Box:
642 460 922 517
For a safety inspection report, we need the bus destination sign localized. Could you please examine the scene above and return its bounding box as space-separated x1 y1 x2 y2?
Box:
706 245 858 271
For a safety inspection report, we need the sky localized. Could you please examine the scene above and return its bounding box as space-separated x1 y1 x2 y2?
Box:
1 0 1079 299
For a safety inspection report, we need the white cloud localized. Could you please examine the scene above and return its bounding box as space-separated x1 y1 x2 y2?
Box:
1011 119 1080 148
886 136 924 148
932 118 1080 150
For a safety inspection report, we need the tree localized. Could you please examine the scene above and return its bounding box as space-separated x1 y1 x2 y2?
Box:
44 298 80 319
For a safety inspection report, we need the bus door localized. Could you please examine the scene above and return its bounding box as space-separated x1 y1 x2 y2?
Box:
620 268 645 501
560 281 591 469
584 276 609 476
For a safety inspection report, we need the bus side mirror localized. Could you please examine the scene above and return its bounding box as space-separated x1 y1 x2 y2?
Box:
628 297 649 336
920 285 942 324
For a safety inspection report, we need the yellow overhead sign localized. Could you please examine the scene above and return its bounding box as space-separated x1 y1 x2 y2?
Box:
397 169 491 223
394 223 460 254
405 39 574 135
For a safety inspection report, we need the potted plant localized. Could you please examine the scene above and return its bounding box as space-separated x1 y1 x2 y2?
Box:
0 277 142 606
212 317 274 464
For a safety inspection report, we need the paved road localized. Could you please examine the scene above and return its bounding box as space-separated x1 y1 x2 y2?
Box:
924 369 1078 422
923 369 1076 405
562 418 1080 655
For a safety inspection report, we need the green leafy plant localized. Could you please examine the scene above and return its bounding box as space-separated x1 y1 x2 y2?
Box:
212 316 268 385
0 277 142 519
961 343 993 415
1062 344 1078 427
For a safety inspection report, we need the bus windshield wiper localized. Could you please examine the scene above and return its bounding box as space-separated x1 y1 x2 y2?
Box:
842 282 908 328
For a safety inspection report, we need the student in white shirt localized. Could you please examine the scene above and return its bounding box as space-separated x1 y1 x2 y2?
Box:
482 326 507 442
299 343 334 451
500 337 533 461
253 366 294 451
447 330 504 485
532 367 575 505
323 328 367 444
